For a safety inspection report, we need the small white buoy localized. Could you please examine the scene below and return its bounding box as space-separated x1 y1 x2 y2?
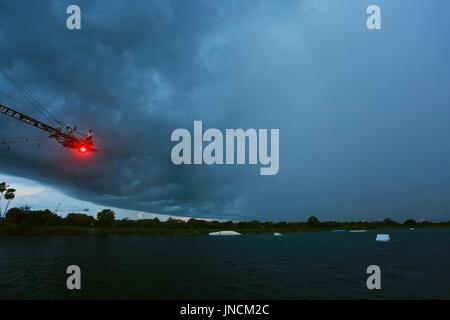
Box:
209 230 241 236
273 232 282 236
375 234 390 241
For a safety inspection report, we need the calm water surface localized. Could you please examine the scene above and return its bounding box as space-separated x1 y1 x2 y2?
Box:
0 228 449 299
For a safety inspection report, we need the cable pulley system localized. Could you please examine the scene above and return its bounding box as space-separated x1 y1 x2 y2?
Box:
0 68 97 153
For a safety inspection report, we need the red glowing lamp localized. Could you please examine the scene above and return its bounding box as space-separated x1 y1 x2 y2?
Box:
79 146 87 153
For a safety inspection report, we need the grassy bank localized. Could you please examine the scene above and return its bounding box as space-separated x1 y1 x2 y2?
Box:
0 223 448 236
1 207 449 236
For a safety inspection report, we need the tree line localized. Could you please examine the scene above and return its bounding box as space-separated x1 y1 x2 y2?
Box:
1 206 449 232
1 180 449 233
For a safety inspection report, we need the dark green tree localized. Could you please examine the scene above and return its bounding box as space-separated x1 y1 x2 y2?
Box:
403 219 417 226
383 218 398 226
5 207 27 224
96 209 115 227
307 216 321 228
65 213 95 227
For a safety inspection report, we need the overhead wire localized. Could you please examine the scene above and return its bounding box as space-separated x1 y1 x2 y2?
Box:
0 68 61 127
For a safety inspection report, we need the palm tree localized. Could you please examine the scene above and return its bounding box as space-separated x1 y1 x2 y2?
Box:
0 182 7 219
3 188 16 217
0 182 6 202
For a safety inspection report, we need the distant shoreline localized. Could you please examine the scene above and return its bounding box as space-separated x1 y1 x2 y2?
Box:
0 225 448 236
1 207 449 236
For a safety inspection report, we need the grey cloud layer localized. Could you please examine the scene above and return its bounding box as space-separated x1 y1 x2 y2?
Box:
0 0 247 218
1 0 450 221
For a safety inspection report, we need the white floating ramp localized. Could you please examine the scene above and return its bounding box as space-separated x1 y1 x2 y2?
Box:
375 234 390 241
209 230 242 236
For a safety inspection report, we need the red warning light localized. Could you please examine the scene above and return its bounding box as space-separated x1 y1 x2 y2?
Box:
79 146 87 153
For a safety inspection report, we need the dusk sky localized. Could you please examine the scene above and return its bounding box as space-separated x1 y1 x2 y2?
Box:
0 0 449 221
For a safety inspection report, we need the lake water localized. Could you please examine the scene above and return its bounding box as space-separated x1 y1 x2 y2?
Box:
0 228 449 299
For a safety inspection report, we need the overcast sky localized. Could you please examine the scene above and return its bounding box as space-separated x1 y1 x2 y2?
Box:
0 0 449 221
0 173 198 221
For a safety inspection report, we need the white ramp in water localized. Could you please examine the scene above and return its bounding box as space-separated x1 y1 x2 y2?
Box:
209 230 242 236
375 234 390 241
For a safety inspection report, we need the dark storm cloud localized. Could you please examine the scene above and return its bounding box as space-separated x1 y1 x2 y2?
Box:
0 0 247 218
1 0 450 221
